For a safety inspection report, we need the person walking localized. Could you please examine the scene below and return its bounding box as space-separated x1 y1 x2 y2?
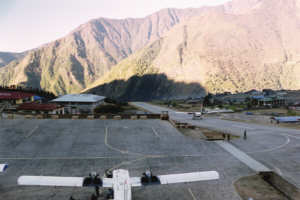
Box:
244 129 247 140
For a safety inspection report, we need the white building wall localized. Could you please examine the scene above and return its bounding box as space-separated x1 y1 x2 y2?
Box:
61 99 104 114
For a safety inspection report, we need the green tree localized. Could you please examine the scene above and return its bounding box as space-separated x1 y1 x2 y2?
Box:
245 97 253 109
203 93 213 106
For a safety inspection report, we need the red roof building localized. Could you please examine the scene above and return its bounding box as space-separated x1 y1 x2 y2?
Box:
17 102 64 114
0 91 36 105
0 92 34 100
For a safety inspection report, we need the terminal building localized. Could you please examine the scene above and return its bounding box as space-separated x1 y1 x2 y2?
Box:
51 94 105 114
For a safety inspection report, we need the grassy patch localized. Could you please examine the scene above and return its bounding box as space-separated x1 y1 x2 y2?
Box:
179 126 239 141
224 104 246 112
150 100 204 112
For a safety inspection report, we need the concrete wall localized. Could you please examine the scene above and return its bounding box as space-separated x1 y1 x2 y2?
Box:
260 172 300 200
2 112 162 120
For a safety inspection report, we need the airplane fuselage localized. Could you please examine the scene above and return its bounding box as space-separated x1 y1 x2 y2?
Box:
113 169 132 200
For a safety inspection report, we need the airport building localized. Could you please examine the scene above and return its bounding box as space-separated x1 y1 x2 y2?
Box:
51 94 105 114
17 102 64 114
252 95 286 107
0 91 38 105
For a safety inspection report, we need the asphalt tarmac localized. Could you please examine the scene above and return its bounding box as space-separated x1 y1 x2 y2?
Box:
132 102 300 188
0 119 251 200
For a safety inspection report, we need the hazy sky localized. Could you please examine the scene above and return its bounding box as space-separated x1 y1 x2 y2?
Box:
0 0 230 52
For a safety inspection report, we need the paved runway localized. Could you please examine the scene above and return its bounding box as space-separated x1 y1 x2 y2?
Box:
0 119 250 200
132 102 300 187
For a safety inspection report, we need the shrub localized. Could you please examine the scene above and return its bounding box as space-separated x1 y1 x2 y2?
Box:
287 109 297 116
94 104 124 114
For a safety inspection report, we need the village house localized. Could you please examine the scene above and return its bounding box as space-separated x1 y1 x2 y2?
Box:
0 91 39 105
17 102 64 114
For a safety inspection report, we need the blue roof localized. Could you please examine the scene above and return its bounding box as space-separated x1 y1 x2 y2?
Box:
274 116 300 122
34 96 42 100
252 95 265 99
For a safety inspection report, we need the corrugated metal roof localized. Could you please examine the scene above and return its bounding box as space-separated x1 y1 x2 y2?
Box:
52 94 105 103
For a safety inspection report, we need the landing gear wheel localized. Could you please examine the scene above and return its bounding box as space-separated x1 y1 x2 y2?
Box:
106 189 114 199
90 193 98 200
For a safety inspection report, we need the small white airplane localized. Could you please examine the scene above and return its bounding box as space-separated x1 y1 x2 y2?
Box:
18 169 219 200
192 112 203 120
0 164 8 172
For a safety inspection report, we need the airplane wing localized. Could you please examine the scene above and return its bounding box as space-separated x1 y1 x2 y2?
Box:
130 171 219 187
130 177 142 187
18 175 114 188
0 164 8 172
158 171 219 184
18 176 84 187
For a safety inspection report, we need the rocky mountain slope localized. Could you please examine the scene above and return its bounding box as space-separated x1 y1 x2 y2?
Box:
85 0 300 99
1 0 300 100
0 8 204 95
0 52 26 67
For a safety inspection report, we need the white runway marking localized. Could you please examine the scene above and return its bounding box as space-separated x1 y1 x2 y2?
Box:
285 134 300 140
0 151 258 161
105 127 142 156
248 135 290 154
274 167 283 176
152 127 160 138
216 141 270 172
188 188 197 200
26 125 39 138
105 127 126 154
108 157 147 172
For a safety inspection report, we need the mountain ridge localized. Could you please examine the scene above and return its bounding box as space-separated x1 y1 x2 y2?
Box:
85 0 300 99
0 7 207 94
0 52 26 68
1 0 300 99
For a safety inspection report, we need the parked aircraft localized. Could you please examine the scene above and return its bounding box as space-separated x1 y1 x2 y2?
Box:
187 108 234 120
18 169 219 200
192 112 203 120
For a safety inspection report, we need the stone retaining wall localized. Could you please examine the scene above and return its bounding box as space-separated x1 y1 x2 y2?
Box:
1 113 166 120
260 171 300 200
